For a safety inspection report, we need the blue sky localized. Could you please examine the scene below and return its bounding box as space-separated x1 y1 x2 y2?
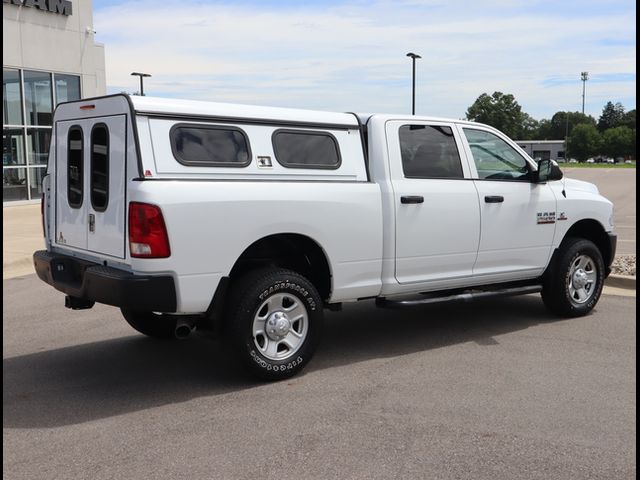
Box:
93 0 636 120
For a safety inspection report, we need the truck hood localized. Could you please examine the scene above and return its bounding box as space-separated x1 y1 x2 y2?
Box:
562 177 599 195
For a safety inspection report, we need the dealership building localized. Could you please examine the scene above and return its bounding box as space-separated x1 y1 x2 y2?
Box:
3 0 105 203
515 140 566 161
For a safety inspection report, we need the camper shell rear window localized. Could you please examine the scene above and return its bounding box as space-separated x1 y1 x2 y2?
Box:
90 123 109 212
170 124 251 167
67 126 83 208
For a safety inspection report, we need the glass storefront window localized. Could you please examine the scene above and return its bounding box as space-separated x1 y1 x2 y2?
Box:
3 128 26 166
29 166 47 199
24 70 53 126
3 167 28 201
3 69 23 125
55 74 81 104
26 128 51 165
3 69 82 201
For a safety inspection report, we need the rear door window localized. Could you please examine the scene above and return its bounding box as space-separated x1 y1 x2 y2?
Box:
399 125 464 179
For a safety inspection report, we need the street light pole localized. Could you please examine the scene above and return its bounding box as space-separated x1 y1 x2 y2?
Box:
131 72 152 96
564 112 570 161
580 71 589 115
406 52 421 115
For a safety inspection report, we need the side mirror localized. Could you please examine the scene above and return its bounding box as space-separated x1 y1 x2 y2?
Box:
536 159 563 183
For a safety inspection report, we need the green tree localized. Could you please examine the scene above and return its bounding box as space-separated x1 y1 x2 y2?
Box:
567 124 601 161
535 119 552 139
536 111 596 139
601 126 635 160
519 113 540 140
465 92 529 139
597 101 626 132
621 109 636 158
621 109 636 130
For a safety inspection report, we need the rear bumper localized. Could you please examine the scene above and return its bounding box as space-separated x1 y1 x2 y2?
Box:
33 250 177 312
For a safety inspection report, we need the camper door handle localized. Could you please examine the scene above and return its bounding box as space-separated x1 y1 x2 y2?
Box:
88 213 95 232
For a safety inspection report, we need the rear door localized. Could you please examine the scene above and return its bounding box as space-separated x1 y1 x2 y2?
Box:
55 115 127 258
386 120 481 284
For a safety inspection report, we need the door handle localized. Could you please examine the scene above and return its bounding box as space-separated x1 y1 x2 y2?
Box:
401 195 424 204
88 213 95 232
484 195 504 203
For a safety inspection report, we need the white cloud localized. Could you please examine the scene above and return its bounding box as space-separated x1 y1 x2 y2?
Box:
95 0 636 119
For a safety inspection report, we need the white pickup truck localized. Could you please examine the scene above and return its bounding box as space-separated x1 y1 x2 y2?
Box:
34 94 617 379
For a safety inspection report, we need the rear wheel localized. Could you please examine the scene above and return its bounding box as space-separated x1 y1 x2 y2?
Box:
227 268 323 380
542 238 605 317
121 309 177 339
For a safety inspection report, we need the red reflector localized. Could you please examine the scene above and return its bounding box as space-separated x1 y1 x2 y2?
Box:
80 104 96 110
128 202 171 258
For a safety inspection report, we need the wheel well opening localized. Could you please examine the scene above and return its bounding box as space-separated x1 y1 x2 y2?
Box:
563 219 612 267
229 234 332 300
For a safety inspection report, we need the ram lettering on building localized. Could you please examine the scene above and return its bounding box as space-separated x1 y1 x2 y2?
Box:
3 0 72 16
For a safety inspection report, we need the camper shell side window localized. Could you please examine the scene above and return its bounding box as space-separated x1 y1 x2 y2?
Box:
169 124 252 167
272 129 341 169
271 129 342 170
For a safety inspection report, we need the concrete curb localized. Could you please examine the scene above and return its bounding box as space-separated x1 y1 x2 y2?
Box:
605 274 636 290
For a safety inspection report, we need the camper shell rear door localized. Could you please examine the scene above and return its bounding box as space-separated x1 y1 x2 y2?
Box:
54 107 127 259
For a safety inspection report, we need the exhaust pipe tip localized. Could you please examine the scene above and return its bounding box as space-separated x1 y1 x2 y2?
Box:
174 322 195 340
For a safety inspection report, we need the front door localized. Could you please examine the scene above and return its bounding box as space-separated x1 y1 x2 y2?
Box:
458 126 557 277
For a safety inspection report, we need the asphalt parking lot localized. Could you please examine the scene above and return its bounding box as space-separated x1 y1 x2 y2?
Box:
3 275 635 480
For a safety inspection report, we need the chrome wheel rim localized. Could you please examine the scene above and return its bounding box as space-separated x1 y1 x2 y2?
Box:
252 293 308 361
568 254 598 305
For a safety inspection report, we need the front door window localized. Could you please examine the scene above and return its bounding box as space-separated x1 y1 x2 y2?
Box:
463 128 530 181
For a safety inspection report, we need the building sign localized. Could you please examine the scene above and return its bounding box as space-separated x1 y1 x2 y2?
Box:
3 0 73 16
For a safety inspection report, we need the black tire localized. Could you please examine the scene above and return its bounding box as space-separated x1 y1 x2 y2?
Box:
227 268 324 381
542 238 605 317
121 309 177 339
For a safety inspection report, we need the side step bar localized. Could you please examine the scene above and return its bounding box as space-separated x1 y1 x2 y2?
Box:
375 285 542 309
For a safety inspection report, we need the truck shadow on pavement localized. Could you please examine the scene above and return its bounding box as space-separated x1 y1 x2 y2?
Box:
4 295 561 429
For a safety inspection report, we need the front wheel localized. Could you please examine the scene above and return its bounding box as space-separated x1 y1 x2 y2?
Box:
227 268 324 380
542 238 605 317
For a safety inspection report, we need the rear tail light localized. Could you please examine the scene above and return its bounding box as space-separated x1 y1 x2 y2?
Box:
128 202 171 258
